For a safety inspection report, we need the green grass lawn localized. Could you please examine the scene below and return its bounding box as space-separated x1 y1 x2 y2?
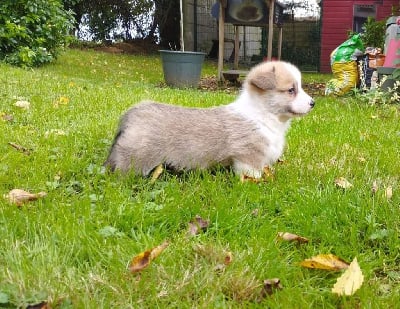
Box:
1 49 399 308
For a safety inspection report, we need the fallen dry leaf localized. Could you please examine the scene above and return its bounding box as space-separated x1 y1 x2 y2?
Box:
187 215 210 236
44 129 66 137
128 241 169 273
4 189 47 206
332 257 364 296
357 156 366 163
26 301 50 309
214 252 233 274
260 278 282 299
334 177 353 189
1 112 13 122
262 166 275 181
385 186 393 199
300 254 349 271
150 164 164 183
8 142 31 155
53 99 67 108
57 96 70 106
371 180 378 195
14 100 30 109
224 251 233 265
277 232 309 244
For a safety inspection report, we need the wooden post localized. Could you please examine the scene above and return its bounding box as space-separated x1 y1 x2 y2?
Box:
267 0 275 61
234 25 239 69
218 0 226 81
278 26 283 60
180 0 185 51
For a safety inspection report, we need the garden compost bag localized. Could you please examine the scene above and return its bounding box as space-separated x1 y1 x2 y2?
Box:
326 34 364 95
325 61 359 96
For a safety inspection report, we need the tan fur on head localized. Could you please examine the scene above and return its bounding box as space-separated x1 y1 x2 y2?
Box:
247 66 276 91
104 61 315 178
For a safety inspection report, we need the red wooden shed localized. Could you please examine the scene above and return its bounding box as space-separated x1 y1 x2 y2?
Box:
320 0 398 73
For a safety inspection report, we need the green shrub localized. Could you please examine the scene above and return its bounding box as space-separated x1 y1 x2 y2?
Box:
361 17 386 49
0 0 74 67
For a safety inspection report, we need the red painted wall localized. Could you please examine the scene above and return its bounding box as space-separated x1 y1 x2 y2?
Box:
320 0 397 72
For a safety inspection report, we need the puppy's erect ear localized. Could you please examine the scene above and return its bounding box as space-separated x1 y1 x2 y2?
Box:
248 70 276 91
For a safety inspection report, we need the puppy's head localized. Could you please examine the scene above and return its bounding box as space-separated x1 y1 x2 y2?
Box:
244 61 314 119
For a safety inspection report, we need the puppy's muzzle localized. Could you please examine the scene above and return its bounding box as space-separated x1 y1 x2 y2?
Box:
309 99 315 108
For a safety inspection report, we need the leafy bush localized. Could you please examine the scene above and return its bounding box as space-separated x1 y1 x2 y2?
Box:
0 0 74 67
361 17 386 49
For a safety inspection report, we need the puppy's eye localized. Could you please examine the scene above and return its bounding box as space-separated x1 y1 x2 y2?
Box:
288 87 296 95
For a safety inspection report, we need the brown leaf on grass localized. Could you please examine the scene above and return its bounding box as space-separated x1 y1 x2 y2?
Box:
224 251 233 265
334 177 353 189
128 241 169 273
4 189 47 206
277 232 309 244
44 129 66 137
26 301 50 309
300 254 349 271
8 142 31 155
187 215 210 236
385 186 393 199
357 156 366 163
59 96 70 104
150 164 164 183
262 166 275 181
332 257 364 296
53 96 70 108
1 112 13 122
371 180 378 195
259 278 282 299
214 252 233 274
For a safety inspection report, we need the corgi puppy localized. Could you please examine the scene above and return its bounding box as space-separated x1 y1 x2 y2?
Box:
104 61 315 179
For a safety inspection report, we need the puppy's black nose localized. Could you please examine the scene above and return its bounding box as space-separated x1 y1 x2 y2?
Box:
310 99 315 108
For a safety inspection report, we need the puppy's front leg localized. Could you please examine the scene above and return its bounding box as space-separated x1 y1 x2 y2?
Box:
235 162 275 183
233 161 263 180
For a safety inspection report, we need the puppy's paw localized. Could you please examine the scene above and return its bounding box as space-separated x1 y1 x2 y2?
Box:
240 166 274 183
240 174 262 183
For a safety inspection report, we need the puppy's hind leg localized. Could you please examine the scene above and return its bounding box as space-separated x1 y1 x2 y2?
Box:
103 131 133 173
104 146 132 173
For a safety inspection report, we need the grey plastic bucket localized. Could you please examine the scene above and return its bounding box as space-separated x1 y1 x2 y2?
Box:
159 50 206 88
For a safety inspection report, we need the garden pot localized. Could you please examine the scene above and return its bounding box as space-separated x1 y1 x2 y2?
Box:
159 50 206 88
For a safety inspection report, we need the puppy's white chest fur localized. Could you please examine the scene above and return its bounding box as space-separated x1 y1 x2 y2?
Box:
229 93 290 166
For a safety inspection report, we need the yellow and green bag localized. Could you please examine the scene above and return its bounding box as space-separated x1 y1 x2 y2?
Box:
326 34 364 95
